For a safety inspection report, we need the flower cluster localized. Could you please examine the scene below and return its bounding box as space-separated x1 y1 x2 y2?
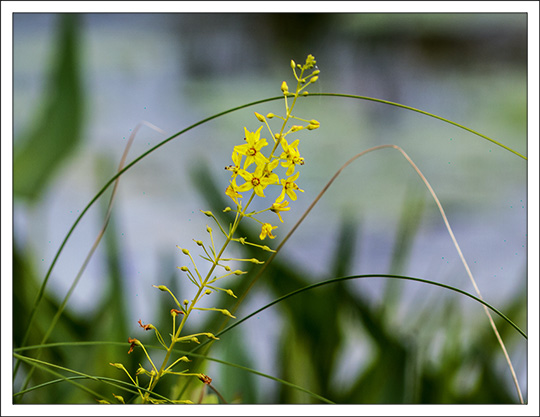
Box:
225 54 320 240
109 55 320 405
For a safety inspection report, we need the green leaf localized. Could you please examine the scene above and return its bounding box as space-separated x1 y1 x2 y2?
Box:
14 14 84 202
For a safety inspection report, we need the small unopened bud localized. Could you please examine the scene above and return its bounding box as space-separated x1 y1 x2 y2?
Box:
153 285 169 292
206 225 212 233
312 69 320 75
290 60 296 69
193 240 203 246
178 266 189 272
233 270 247 276
249 258 265 264
176 246 190 255
254 112 266 122
266 113 275 119
281 81 289 94
224 265 231 271
223 207 232 212
291 125 303 132
307 120 320 130
205 289 212 295
226 289 237 298
183 299 189 306
310 76 319 83
201 210 213 217
302 91 309 96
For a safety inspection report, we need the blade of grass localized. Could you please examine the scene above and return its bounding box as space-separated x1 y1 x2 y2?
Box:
215 275 527 341
14 343 334 404
307 93 527 160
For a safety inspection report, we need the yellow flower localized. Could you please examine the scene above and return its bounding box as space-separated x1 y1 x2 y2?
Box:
260 223 277 240
262 158 280 183
225 151 243 184
270 201 290 223
276 171 303 203
279 138 304 176
234 127 269 170
225 183 242 205
236 164 278 198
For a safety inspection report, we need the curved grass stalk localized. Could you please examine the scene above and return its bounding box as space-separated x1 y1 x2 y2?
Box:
214 274 527 341
307 93 527 160
14 344 335 404
13 353 173 403
223 144 524 403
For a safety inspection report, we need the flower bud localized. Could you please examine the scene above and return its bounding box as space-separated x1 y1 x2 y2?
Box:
205 289 212 295
178 266 189 272
193 239 204 246
291 125 303 132
206 225 212 233
281 81 289 94
290 59 296 69
310 76 319 83
254 112 266 122
266 113 275 119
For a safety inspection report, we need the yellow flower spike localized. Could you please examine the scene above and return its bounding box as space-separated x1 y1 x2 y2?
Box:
271 200 291 223
260 223 278 240
254 112 266 122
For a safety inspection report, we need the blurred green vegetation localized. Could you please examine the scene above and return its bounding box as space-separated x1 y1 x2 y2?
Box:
13 159 526 404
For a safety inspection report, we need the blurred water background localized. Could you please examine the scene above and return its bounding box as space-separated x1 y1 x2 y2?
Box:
12 12 528 404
